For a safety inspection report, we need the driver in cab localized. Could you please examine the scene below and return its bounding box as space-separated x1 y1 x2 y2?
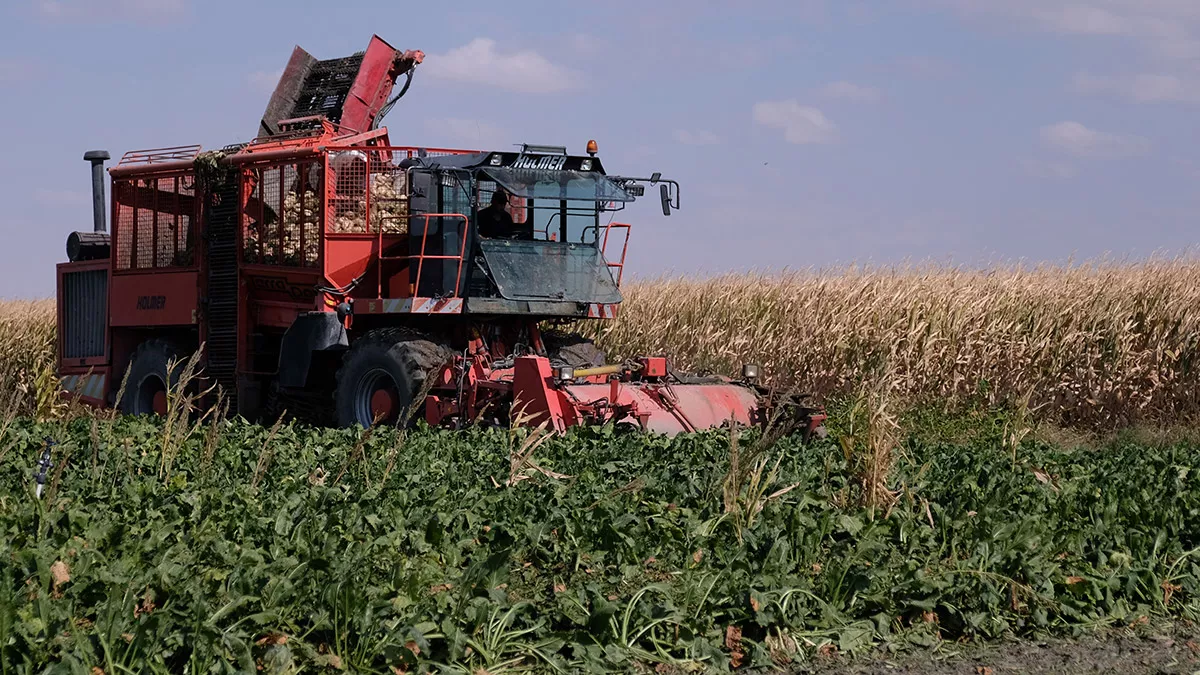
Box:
478 188 532 240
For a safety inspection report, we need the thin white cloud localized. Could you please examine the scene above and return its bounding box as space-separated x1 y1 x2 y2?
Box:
1040 121 1149 158
932 2 1200 104
820 81 883 102
422 38 578 94
753 100 838 144
929 0 1200 61
37 0 186 22
672 129 721 146
424 118 508 149
1073 72 1200 103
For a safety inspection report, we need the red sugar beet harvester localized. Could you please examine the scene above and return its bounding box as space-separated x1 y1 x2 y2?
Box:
56 35 826 438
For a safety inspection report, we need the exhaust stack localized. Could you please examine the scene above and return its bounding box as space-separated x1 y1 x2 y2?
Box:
67 150 112 262
84 150 110 233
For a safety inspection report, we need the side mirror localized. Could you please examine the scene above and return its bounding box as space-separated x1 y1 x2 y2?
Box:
660 184 671 216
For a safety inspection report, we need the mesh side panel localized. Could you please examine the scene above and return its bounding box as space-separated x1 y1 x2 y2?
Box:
261 166 281 264
244 170 263 263
329 150 413 235
136 179 155 269
155 177 176 267
280 165 301 265
440 173 470 216
371 158 408 234
330 151 367 233
243 163 322 267
178 178 194 266
280 161 321 267
62 269 107 359
301 161 321 267
113 174 197 271
115 181 134 270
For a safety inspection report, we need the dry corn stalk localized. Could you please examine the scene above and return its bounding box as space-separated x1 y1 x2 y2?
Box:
581 256 1200 429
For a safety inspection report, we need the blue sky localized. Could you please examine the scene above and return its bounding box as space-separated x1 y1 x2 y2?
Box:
2 0 1199 296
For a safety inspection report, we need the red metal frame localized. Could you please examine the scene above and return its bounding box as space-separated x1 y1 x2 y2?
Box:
338 36 422 135
601 222 631 286
422 351 825 438
376 213 471 299
116 145 201 167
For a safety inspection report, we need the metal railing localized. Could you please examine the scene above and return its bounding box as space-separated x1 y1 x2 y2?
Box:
601 223 632 286
377 213 471 299
117 145 202 167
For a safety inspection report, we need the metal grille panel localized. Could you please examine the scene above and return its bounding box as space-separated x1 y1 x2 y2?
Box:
115 182 134 270
113 175 197 271
243 162 321 267
136 181 155 269
62 269 107 359
328 149 409 234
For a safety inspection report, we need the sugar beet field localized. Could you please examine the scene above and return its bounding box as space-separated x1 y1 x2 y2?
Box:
4 262 1200 673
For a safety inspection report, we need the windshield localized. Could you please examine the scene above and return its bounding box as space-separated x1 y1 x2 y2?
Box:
478 239 622 304
482 167 633 203
476 173 610 245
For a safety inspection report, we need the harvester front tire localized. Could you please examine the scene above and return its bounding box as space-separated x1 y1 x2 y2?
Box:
544 333 606 369
334 329 451 429
119 339 185 416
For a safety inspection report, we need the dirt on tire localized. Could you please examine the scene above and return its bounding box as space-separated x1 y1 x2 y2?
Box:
333 327 452 428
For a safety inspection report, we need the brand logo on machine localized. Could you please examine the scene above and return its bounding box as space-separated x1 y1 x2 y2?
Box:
512 155 567 171
136 295 166 310
251 275 316 302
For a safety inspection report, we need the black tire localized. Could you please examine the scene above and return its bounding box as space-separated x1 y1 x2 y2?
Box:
334 328 452 428
119 339 186 416
544 332 606 369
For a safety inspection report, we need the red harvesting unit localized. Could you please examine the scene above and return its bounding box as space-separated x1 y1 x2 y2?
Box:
55 35 825 438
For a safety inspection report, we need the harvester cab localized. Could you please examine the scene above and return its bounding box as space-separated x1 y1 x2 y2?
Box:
55 34 826 439
398 144 657 308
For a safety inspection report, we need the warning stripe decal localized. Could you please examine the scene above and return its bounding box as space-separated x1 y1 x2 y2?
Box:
60 374 107 400
360 298 465 315
587 303 620 319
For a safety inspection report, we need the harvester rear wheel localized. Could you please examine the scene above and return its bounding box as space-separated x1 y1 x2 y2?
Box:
334 328 451 429
544 332 606 369
119 339 185 416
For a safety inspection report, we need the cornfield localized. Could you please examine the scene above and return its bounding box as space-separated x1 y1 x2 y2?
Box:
7 257 1200 428
585 258 1200 429
0 298 55 417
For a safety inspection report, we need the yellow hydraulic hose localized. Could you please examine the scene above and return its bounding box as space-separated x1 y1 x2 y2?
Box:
572 364 624 379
